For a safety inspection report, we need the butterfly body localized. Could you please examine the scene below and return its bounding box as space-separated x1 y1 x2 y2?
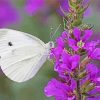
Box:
0 29 54 82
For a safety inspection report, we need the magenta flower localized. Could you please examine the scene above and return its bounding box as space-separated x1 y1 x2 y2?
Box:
51 34 65 60
44 78 76 100
88 87 100 100
68 27 94 51
54 51 80 76
81 64 100 98
88 48 100 60
0 0 19 27
86 63 99 83
88 96 100 100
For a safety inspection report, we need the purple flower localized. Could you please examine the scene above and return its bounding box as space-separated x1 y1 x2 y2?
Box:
82 64 100 94
51 34 66 60
56 37 65 47
86 41 100 52
44 78 76 100
86 63 98 80
68 27 94 51
95 78 100 92
25 0 45 15
0 0 19 27
51 46 63 61
78 63 100 100
87 87 100 100
61 31 68 39
87 97 100 100
89 48 100 60
55 50 80 77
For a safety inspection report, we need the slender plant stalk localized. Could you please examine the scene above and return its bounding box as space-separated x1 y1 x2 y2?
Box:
82 96 86 100
77 79 82 100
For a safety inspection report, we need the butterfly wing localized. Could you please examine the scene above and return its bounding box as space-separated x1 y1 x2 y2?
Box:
0 29 49 82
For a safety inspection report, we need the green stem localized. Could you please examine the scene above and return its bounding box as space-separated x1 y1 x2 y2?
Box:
76 79 82 100
82 96 86 100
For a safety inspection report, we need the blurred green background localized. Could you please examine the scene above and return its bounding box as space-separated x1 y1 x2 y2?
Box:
0 0 100 100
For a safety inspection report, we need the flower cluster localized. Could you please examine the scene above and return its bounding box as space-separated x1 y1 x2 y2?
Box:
44 0 100 100
44 27 100 100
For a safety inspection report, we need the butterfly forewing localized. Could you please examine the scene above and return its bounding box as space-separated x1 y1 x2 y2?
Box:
0 29 49 82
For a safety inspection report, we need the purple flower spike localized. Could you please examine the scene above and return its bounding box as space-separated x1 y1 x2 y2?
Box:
44 0 100 99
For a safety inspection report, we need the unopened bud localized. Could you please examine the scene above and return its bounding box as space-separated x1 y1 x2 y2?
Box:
85 83 95 92
80 57 90 70
81 80 91 92
78 71 87 79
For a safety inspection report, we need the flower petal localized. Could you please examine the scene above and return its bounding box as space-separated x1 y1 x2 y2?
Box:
85 40 100 51
86 63 98 77
44 79 67 98
73 27 81 41
56 37 65 47
90 48 100 60
61 31 67 39
82 30 93 42
68 38 79 51
70 55 80 69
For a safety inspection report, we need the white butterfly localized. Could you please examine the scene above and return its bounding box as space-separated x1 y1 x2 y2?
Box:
0 29 54 83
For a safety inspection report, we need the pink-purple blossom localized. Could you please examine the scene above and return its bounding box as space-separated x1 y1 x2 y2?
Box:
44 78 76 100
45 29 100 99
54 50 80 76
68 27 94 51
89 48 100 60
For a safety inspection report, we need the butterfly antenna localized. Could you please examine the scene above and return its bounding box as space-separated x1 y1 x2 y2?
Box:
50 27 54 41
51 24 61 41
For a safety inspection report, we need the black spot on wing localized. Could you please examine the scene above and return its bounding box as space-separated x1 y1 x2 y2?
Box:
8 42 13 46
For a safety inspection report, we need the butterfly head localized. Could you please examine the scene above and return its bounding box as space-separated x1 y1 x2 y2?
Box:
45 41 54 59
45 41 54 50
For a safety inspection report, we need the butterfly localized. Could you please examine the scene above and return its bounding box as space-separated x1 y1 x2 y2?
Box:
0 29 54 83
